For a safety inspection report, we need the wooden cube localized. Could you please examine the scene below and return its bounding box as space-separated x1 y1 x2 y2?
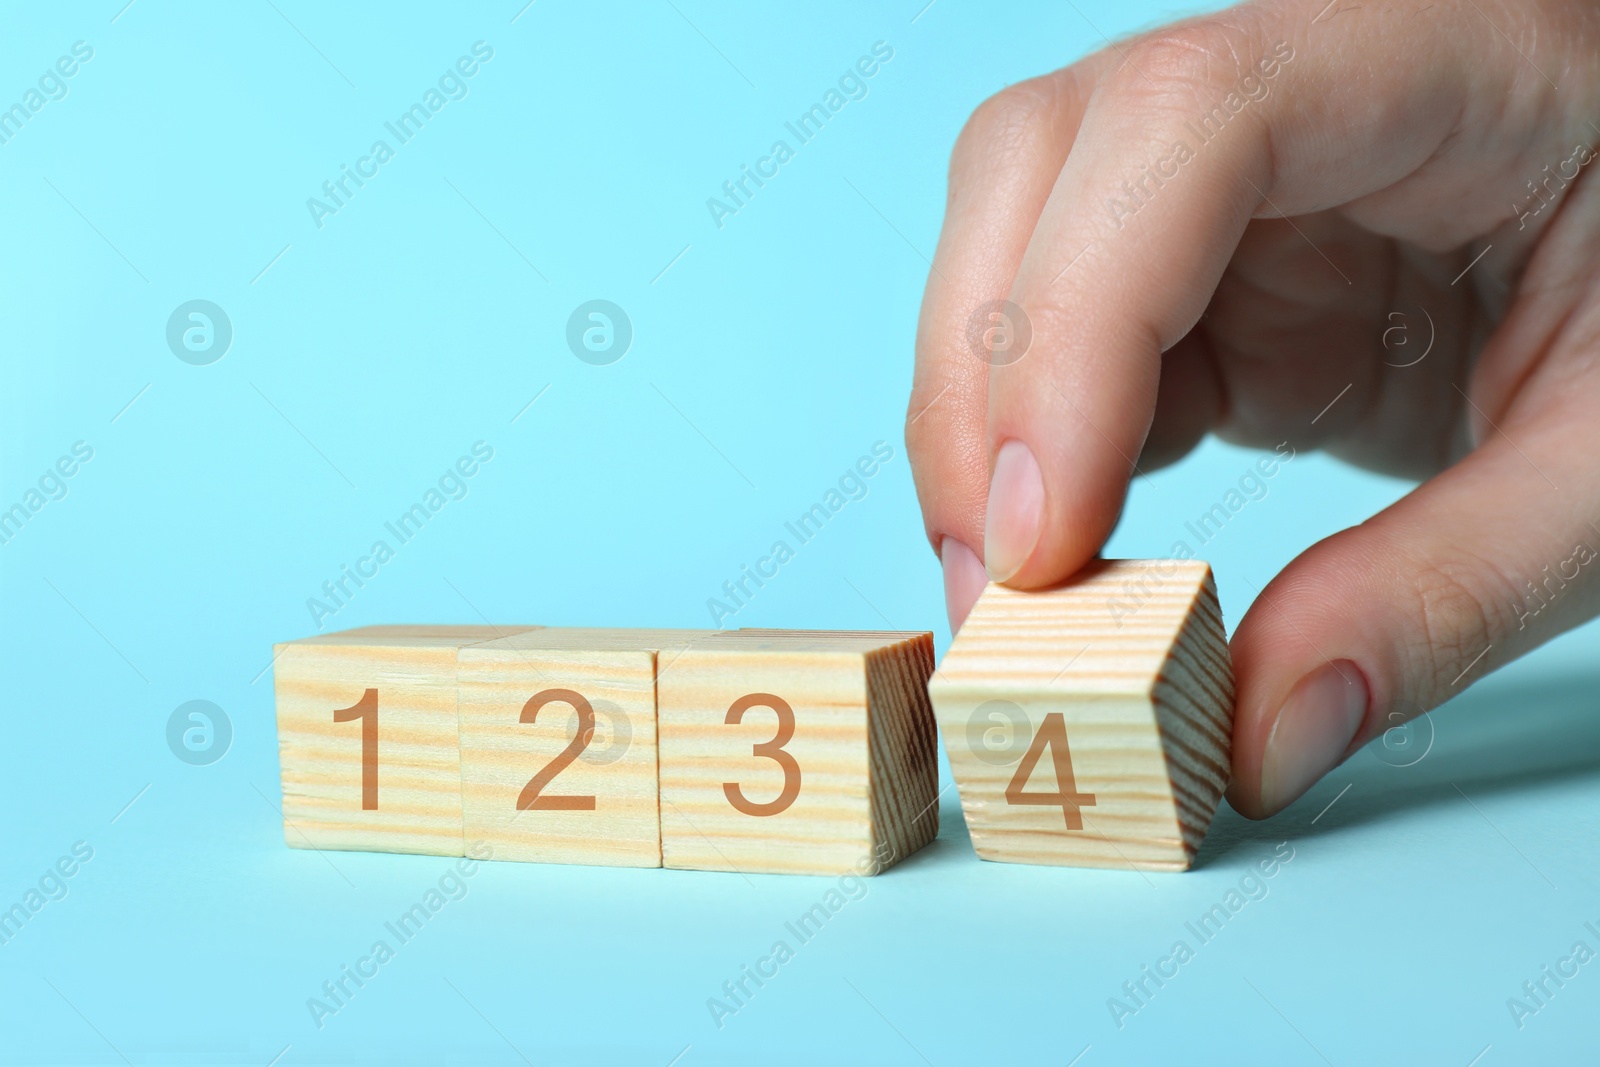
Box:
273 625 539 856
658 631 938 876
928 560 1234 871
456 629 707 867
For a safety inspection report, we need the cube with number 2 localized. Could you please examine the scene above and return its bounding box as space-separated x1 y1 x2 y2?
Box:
455 629 705 868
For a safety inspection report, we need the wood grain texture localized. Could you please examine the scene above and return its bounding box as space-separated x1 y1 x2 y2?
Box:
864 634 941 867
455 629 707 868
275 626 940 874
273 625 539 857
928 560 1234 872
658 631 937 876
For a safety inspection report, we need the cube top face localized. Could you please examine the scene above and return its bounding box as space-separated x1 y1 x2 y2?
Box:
689 632 927 654
280 624 537 650
274 626 541 857
740 628 931 640
929 561 1232 872
457 643 662 868
467 628 710 653
931 560 1219 699
657 633 937 876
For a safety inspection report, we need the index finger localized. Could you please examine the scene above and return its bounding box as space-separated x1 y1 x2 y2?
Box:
983 2 1477 587
905 60 1110 630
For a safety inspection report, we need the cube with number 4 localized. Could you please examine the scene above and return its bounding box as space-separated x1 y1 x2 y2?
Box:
658 631 938 876
929 561 1235 872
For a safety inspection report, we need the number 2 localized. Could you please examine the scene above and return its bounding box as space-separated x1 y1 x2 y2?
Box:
723 693 801 817
1005 712 1096 830
517 688 597 811
332 688 379 810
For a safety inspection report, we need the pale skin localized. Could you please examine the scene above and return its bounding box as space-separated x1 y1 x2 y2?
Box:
906 0 1600 818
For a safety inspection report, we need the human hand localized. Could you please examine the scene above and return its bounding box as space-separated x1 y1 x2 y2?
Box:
905 0 1600 818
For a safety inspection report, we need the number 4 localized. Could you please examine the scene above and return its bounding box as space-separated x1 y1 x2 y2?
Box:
1005 713 1096 830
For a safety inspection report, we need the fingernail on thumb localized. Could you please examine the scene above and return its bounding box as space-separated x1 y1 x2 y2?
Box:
984 439 1044 582
1260 660 1369 815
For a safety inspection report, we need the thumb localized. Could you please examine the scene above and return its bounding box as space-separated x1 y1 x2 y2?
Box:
1226 390 1600 818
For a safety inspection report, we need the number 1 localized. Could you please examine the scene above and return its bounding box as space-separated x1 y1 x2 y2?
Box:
332 688 379 810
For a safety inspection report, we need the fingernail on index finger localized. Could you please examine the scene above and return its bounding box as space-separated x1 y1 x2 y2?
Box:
940 537 988 633
985 439 1045 582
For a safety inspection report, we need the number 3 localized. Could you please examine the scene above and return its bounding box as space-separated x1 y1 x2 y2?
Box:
723 693 801 817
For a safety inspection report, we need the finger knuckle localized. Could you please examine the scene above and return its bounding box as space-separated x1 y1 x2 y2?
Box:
903 381 961 471
951 77 1060 176
1117 20 1258 103
1405 555 1512 699
903 395 937 464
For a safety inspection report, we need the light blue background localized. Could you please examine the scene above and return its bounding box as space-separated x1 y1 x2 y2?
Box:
3 1 1598 1064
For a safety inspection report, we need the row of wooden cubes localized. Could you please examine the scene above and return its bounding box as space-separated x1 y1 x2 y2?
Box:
273 626 938 875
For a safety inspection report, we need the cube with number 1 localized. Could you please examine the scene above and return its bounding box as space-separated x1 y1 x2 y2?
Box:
273 625 539 857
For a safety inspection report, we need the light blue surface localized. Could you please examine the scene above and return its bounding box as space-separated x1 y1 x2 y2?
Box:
3 2 1598 1064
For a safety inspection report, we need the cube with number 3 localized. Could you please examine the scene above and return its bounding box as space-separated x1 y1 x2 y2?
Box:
657 631 938 876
